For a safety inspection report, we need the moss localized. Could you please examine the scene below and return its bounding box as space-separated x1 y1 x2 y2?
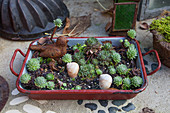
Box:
20 73 31 84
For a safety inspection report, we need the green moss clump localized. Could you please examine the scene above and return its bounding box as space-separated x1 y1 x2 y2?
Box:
27 58 40 71
131 76 143 88
46 73 54 80
114 76 123 87
47 81 55 90
20 73 31 84
122 77 131 90
62 54 72 63
127 29 136 39
116 64 129 75
34 77 47 88
150 16 170 43
108 66 116 75
127 47 137 60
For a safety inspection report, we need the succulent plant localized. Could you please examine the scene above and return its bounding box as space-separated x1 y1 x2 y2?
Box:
27 58 40 71
111 52 121 64
53 18 62 27
102 43 112 50
116 64 129 75
34 76 47 88
73 52 85 62
84 37 101 54
120 39 123 43
97 50 112 66
127 29 136 39
75 85 82 90
92 58 99 65
114 76 123 87
96 68 103 75
47 81 55 90
72 43 86 51
78 59 86 65
78 64 95 78
127 47 137 60
108 66 116 75
122 77 131 89
20 73 31 84
124 39 130 48
46 73 54 80
62 54 72 63
38 57 43 63
129 44 135 49
131 76 143 88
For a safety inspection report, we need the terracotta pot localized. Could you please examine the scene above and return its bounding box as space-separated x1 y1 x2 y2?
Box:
151 30 170 68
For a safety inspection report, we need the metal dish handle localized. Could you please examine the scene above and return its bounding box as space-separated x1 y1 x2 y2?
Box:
10 49 26 77
143 49 161 76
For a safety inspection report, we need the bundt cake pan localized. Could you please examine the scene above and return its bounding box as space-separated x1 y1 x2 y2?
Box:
0 0 69 40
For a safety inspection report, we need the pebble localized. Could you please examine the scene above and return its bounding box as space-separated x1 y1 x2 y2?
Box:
23 104 42 113
98 100 108 107
122 103 136 112
98 110 106 113
5 110 22 113
77 100 83 105
108 107 119 113
35 100 48 104
10 96 29 105
11 88 20 96
112 100 127 106
46 110 56 113
84 103 97 111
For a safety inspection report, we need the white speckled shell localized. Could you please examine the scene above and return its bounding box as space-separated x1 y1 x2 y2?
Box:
67 62 79 78
99 74 112 89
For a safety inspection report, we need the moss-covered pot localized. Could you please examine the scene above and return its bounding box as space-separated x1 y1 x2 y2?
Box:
151 30 170 68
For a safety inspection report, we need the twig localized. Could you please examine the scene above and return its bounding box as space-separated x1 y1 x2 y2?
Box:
96 0 108 11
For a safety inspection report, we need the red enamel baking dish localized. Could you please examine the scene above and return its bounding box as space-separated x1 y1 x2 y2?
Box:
10 36 161 100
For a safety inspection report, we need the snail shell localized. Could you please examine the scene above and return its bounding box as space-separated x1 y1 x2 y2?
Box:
67 62 79 78
99 74 112 89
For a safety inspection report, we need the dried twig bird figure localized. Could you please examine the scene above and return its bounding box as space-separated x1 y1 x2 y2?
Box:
30 36 68 61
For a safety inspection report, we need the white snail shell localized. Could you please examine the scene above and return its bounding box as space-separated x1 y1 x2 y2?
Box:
99 74 112 89
67 62 79 78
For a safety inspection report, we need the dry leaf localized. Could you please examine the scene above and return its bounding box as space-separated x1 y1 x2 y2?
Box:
101 7 113 16
63 15 91 37
105 22 112 32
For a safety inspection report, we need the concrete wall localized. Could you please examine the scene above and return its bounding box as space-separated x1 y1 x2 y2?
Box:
137 0 170 20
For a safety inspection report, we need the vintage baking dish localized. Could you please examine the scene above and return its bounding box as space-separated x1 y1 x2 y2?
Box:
10 36 161 100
